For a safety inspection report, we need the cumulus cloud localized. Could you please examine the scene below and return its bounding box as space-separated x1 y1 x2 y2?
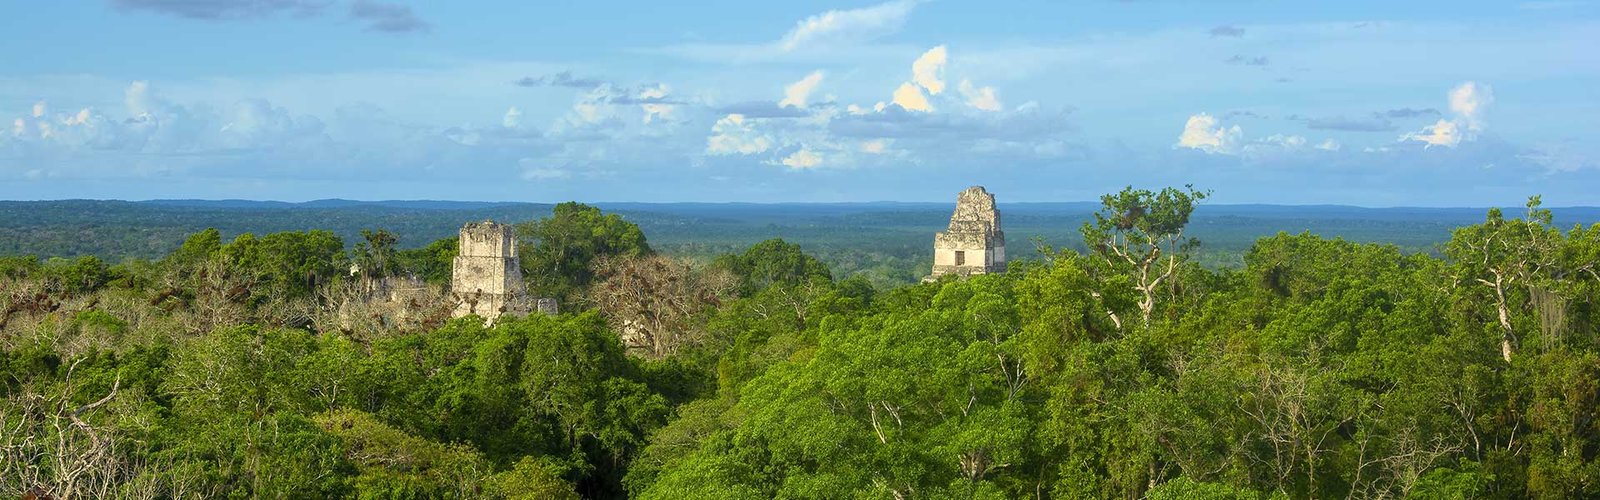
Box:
958 79 1001 111
125 80 155 116
892 82 932 112
31 101 46 118
780 148 823 169
2 80 348 179
348 0 430 33
1449 81 1493 131
911 45 947 95
779 0 920 51
687 44 1064 171
705 114 772 155
1261 134 1307 149
1176 113 1242 154
217 99 327 149
546 81 692 136
780 71 825 108
1316 139 1342 151
1404 81 1493 148
1405 119 1463 148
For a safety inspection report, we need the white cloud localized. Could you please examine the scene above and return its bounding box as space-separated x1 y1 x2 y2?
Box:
1316 138 1341 151
1404 118 1462 148
641 103 675 124
502 106 522 128
958 79 1001 111
1405 81 1493 148
1448 81 1492 131
892 82 932 112
780 71 825 108
32 101 46 118
705 114 772 155
861 139 888 154
634 84 679 124
780 147 823 169
779 0 920 51
552 82 688 131
572 102 605 124
911 45 947 95
1261 134 1307 149
637 83 670 101
124 81 153 117
1176 113 1242 154
66 108 91 126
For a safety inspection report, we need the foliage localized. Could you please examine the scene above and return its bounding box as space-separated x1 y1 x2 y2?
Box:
517 202 652 306
1 189 1598 499
712 238 833 295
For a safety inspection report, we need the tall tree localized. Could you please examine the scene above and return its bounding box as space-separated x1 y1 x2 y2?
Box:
1080 185 1208 326
517 202 651 306
589 254 736 358
1445 197 1563 361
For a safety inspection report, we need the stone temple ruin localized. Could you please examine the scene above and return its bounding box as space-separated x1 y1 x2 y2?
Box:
450 220 555 323
927 186 1007 280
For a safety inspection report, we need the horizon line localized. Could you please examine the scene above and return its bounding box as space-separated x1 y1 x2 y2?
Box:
3 197 1598 212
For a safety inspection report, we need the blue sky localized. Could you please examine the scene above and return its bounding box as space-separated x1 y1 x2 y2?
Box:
1 1 1597 205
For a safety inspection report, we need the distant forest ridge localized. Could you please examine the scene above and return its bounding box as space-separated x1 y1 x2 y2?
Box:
4 199 1599 286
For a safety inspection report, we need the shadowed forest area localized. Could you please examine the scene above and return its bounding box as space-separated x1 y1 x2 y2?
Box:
1 188 1598 498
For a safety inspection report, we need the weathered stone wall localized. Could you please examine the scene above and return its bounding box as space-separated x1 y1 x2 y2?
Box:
928 186 1007 280
451 221 530 323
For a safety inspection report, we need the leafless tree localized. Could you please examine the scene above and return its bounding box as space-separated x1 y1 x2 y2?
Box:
589 255 736 358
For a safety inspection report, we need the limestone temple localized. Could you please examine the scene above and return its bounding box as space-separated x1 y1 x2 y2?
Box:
450 220 554 323
927 186 1007 280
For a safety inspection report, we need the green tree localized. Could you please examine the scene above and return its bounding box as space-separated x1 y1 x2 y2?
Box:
396 236 459 285
712 238 834 296
1445 197 1564 361
221 230 345 300
354 228 399 279
1080 185 1208 327
517 202 651 306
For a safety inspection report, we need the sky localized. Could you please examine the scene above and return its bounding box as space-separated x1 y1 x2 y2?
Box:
1 1 1597 206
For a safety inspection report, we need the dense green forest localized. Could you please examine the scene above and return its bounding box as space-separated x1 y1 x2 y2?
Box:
2 188 1597 498
10 199 1594 290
